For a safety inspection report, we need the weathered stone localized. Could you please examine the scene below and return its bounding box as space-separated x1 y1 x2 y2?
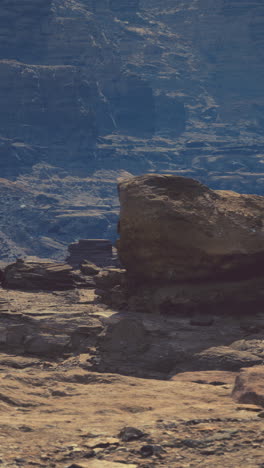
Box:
230 340 264 358
80 261 100 276
94 269 127 290
67 240 114 269
101 319 148 354
24 334 70 356
193 346 263 371
77 461 137 468
232 366 264 407
3 259 77 290
118 426 145 442
117 174 264 282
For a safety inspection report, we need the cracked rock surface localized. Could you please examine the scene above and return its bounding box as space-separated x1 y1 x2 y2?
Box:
0 285 264 467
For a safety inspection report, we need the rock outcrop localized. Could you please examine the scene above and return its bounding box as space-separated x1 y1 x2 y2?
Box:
67 239 115 269
117 174 264 282
232 366 264 407
2 258 93 291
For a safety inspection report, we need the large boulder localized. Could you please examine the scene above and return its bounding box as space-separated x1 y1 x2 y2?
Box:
117 174 264 282
232 366 264 407
191 346 263 372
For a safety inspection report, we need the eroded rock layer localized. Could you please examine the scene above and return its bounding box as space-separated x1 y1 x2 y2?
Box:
0 0 264 258
117 174 264 282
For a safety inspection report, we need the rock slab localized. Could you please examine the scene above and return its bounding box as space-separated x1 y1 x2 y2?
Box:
67 239 114 269
3 259 77 290
117 174 264 282
232 366 264 407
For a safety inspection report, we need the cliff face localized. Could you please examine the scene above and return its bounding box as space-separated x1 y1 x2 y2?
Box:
0 0 264 259
117 174 264 283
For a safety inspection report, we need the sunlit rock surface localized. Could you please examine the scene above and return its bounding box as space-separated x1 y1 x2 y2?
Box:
117 174 264 282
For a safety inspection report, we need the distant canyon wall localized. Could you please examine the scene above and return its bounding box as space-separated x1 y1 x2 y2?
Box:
0 0 264 259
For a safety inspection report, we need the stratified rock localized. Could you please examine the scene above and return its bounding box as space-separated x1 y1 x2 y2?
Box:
80 261 100 276
232 366 264 407
94 269 127 290
193 346 263 371
3 259 78 290
230 340 264 358
117 174 264 282
24 334 70 356
67 239 114 269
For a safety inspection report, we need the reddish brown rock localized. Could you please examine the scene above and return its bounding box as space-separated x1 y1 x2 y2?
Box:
2 258 93 290
117 174 264 282
232 366 264 407
67 239 114 269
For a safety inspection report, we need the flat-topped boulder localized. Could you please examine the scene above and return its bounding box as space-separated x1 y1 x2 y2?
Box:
66 239 114 269
232 366 264 407
117 174 264 282
2 259 80 290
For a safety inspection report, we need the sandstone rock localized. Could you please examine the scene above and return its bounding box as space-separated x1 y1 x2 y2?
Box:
24 333 70 356
230 339 264 358
74 461 137 468
140 444 164 458
171 370 238 386
94 268 128 308
232 366 264 407
67 240 114 269
118 426 145 442
130 275 264 315
101 319 148 354
3 259 78 290
80 261 100 276
193 346 263 371
96 285 128 310
0 355 40 369
117 174 264 282
94 269 127 290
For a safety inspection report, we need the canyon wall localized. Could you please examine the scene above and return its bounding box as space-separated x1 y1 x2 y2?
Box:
0 0 264 259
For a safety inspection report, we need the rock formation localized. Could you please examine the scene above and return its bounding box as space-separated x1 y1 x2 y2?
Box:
2 258 94 290
67 239 115 269
232 366 264 407
0 1 264 258
117 174 264 282
0 173 263 466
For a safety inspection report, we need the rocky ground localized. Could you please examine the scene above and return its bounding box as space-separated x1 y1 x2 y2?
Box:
0 285 264 467
1 174 264 467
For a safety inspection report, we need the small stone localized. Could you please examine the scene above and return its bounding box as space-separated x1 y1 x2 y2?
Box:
83 448 95 458
257 411 264 418
51 390 68 397
66 464 84 468
118 426 145 442
199 448 217 455
85 437 119 448
18 425 34 432
80 261 100 276
140 444 164 458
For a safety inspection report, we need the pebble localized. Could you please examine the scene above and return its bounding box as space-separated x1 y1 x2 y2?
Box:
118 427 145 442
